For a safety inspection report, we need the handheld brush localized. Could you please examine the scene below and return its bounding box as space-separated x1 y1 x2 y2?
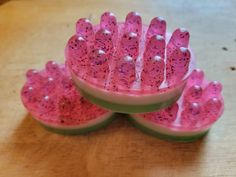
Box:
129 69 224 142
66 11 195 113
21 61 114 135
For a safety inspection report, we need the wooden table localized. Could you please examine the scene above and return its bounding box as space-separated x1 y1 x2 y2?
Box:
0 0 235 176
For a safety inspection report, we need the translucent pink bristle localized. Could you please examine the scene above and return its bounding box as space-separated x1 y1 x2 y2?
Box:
76 18 94 42
166 47 191 86
115 55 136 89
168 28 190 47
144 35 165 60
184 85 203 104
181 102 202 127
68 36 87 58
88 49 109 84
21 85 40 111
67 36 88 73
26 69 44 86
39 95 57 116
124 12 142 37
94 29 113 55
167 28 190 59
141 55 164 90
42 77 58 95
203 98 223 121
187 69 204 87
45 61 62 78
100 12 118 37
120 32 139 60
203 81 223 99
146 17 166 40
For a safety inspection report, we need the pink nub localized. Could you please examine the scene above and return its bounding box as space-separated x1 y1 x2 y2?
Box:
67 36 87 58
120 32 139 60
124 12 142 37
76 18 94 42
144 35 165 59
21 85 40 111
88 49 109 85
203 81 223 98
166 28 190 60
66 36 88 74
100 12 118 36
39 95 56 116
184 85 203 103
141 55 164 90
169 28 190 47
181 102 202 127
203 97 223 121
115 55 136 89
45 61 62 78
95 29 113 54
187 69 204 87
26 69 44 86
66 12 196 94
166 47 191 86
21 63 109 126
146 17 166 40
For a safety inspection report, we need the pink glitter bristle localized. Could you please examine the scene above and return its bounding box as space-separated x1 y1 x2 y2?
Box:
146 17 166 40
94 29 113 55
203 81 223 99
66 35 88 76
76 18 94 42
167 28 190 59
187 68 205 87
41 77 58 96
124 12 142 37
183 85 203 106
21 63 112 129
114 55 136 90
180 102 202 127
166 47 191 86
39 95 57 117
203 97 223 122
67 12 195 95
26 69 44 86
88 49 109 85
65 12 200 115
141 55 164 90
144 35 165 60
45 61 63 79
67 36 88 62
21 85 41 112
120 32 139 60
100 12 118 38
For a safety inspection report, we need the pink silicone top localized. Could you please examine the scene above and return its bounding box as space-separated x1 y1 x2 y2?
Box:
66 12 195 95
138 69 224 131
21 61 109 127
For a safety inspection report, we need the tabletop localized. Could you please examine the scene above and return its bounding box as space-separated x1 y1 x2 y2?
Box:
0 0 236 176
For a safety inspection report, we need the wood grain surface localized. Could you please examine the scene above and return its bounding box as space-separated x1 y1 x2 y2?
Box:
0 0 236 176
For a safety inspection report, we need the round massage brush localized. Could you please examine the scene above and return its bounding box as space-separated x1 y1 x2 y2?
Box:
129 69 224 142
21 61 114 135
66 12 195 113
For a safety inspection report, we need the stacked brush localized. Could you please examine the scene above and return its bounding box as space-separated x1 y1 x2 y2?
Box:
21 12 224 141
